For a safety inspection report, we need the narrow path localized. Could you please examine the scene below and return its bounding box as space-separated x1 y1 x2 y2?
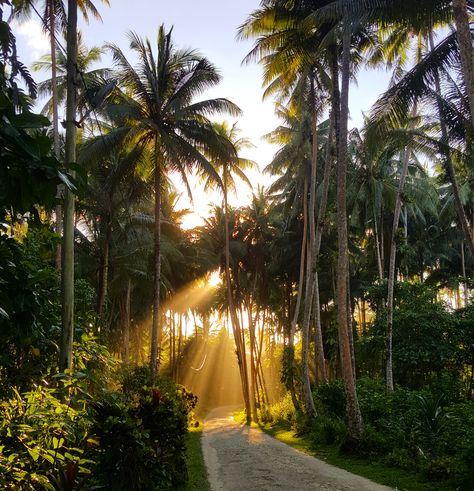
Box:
202 407 393 491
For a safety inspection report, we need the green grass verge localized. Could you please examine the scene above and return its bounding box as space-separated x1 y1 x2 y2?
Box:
184 424 210 491
233 412 451 491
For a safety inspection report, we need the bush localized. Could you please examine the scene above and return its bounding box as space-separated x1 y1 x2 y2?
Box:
90 366 197 490
313 380 345 418
263 393 297 426
0 340 197 490
0 377 95 490
364 283 456 389
310 415 347 445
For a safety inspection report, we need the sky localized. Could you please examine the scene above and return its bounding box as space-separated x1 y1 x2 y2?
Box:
12 0 391 228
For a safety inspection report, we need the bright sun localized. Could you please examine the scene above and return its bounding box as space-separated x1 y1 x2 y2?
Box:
208 270 221 287
180 211 205 230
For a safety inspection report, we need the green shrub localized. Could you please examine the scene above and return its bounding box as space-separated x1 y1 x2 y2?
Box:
381 447 420 471
313 380 345 418
310 415 347 445
91 367 197 490
264 393 297 426
0 378 95 490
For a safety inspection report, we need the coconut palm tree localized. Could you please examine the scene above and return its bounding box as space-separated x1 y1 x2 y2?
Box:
78 143 148 319
31 33 112 127
12 0 109 265
200 121 256 422
240 0 366 437
102 27 240 382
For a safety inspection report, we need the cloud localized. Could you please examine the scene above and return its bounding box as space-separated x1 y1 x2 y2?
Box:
13 19 50 61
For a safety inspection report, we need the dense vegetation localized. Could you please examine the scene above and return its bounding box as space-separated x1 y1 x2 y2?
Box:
1 0 474 489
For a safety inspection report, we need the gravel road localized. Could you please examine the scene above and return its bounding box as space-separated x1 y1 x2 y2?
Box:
202 406 394 491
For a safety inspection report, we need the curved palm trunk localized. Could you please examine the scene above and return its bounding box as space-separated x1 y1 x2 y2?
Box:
97 221 111 319
301 84 319 418
453 0 474 132
312 273 327 383
49 2 62 271
312 111 335 385
386 126 413 391
150 142 162 383
123 278 131 363
373 210 384 280
461 241 469 306
335 20 363 443
59 0 77 371
224 168 252 423
247 298 259 423
287 178 308 413
428 31 474 258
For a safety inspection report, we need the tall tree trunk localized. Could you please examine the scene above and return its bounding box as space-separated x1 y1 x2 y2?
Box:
374 210 384 280
288 178 308 412
224 167 252 423
123 278 131 363
386 146 411 392
335 19 364 443
313 273 327 383
312 112 335 385
301 83 319 418
429 30 474 257
347 273 356 380
59 0 77 371
97 222 111 319
452 0 474 132
48 1 62 271
247 299 259 422
461 240 469 306
150 140 162 383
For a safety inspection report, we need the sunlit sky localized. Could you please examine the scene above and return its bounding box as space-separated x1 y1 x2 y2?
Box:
13 1 391 228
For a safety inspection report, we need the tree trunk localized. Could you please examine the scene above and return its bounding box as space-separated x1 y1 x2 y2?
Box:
123 278 131 363
374 210 384 280
224 167 252 423
429 30 474 258
150 140 162 383
452 0 474 132
97 222 111 319
288 178 308 412
461 240 469 306
347 273 356 380
335 19 363 443
301 83 319 418
386 146 411 392
313 273 327 383
247 299 259 422
49 2 62 272
59 0 77 372
310 111 334 386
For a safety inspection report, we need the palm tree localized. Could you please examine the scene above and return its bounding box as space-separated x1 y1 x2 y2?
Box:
200 121 256 422
240 0 366 436
264 102 311 411
31 33 112 127
452 0 474 131
78 143 148 319
12 0 109 267
12 0 109 369
104 27 240 382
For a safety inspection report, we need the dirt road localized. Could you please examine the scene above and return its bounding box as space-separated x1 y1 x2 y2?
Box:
202 407 393 491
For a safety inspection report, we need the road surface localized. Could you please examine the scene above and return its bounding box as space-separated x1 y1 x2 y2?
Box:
202 406 393 491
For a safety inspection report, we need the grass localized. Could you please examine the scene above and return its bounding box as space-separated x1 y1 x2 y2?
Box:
233 411 452 491
184 424 210 491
